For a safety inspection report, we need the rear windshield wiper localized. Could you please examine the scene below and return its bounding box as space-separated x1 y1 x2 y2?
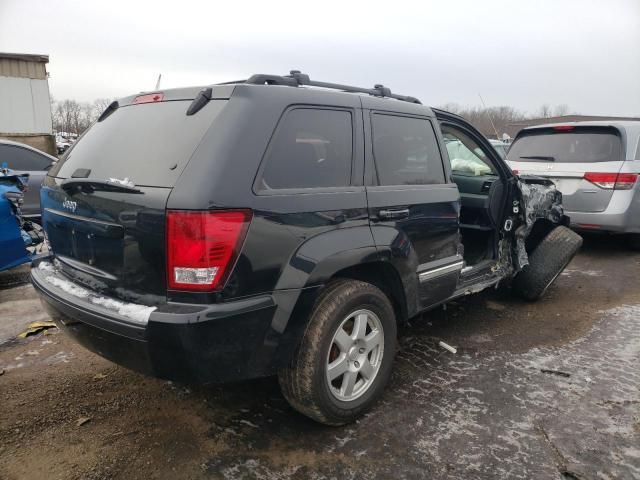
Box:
519 155 555 161
61 178 142 194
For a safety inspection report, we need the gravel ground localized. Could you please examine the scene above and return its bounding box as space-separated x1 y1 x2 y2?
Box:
0 234 639 480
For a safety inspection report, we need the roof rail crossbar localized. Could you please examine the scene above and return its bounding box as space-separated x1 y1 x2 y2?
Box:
246 74 299 87
246 70 421 104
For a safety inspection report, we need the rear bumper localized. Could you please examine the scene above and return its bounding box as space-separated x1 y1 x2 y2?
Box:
567 190 640 233
568 211 640 234
31 261 313 384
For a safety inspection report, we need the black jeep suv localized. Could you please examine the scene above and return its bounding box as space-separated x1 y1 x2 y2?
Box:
32 71 581 425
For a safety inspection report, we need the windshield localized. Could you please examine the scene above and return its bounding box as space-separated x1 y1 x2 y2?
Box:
50 100 227 187
507 127 622 163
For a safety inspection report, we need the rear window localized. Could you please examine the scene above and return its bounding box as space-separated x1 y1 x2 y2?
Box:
258 108 353 190
51 100 226 187
507 127 623 163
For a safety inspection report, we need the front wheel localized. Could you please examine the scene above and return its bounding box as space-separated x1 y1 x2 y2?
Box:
278 279 397 426
513 225 583 301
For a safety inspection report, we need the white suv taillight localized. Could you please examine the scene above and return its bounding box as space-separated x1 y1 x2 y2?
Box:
166 210 252 292
584 172 638 190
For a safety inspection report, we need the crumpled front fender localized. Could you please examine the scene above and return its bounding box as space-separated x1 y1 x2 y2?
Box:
514 176 565 269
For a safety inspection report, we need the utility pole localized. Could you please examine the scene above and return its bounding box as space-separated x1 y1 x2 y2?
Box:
478 93 500 140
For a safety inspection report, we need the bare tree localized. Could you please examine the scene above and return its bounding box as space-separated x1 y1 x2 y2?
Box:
438 102 463 115
93 98 114 117
437 104 528 138
537 104 553 118
53 99 81 135
80 102 97 130
52 97 116 135
553 104 569 117
435 102 578 138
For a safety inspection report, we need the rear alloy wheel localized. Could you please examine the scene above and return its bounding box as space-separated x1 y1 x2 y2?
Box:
278 279 396 426
326 309 385 402
513 225 583 301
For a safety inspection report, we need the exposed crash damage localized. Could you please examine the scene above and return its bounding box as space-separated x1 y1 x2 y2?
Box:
469 175 580 303
514 177 566 269
452 173 575 301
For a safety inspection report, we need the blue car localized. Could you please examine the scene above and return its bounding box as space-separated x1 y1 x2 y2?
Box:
0 167 43 272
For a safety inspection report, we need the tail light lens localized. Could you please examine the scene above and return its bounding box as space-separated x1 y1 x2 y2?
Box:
134 92 164 104
166 210 252 292
584 172 638 190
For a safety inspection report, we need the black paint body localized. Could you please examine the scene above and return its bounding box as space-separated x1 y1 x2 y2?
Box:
33 83 534 384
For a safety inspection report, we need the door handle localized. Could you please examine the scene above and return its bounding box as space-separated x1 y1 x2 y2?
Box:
378 209 410 220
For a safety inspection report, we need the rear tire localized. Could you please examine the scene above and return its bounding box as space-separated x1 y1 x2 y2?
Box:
513 226 583 301
278 279 397 426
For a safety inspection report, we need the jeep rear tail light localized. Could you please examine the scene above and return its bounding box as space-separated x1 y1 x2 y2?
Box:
166 210 252 292
584 172 638 190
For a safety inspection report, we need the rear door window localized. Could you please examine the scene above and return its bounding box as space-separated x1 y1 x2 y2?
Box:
507 127 623 163
371 114 445 186
51 100 227 187
0 144 51 171
258 108 353 190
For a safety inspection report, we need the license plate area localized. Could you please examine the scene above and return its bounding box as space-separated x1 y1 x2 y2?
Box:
44 209 125 274
549 177 583 195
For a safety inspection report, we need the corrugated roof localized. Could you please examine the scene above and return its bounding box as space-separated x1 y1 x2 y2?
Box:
0 52 49 63
0 53 49 80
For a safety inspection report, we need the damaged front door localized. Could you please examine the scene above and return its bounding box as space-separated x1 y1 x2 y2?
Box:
437 114 516 272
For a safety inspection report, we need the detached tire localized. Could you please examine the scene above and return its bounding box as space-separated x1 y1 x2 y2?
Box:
513 226 583 301
278 279 397 426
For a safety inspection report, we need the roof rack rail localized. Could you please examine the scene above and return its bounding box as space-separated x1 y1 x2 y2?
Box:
245 70 421 104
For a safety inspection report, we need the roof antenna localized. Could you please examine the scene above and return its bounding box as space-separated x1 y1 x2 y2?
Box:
478 93 500 140
155 74 162 90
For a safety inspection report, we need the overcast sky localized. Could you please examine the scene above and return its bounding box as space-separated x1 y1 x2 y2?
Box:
1 0 639 116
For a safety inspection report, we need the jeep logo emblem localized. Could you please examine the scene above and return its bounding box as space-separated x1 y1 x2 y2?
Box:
63 199 77 213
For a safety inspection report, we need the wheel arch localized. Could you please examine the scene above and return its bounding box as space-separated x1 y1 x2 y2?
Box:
330 262 409 325
270 229 413 369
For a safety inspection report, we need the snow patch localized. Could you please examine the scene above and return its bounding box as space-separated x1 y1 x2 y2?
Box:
38 261 56 273
561 268 602 277
45 276 91 298
89 296 156 324
41 264 156 324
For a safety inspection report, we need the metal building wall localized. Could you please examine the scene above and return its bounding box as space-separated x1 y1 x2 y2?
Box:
0 76 53 135
0 53 52 136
